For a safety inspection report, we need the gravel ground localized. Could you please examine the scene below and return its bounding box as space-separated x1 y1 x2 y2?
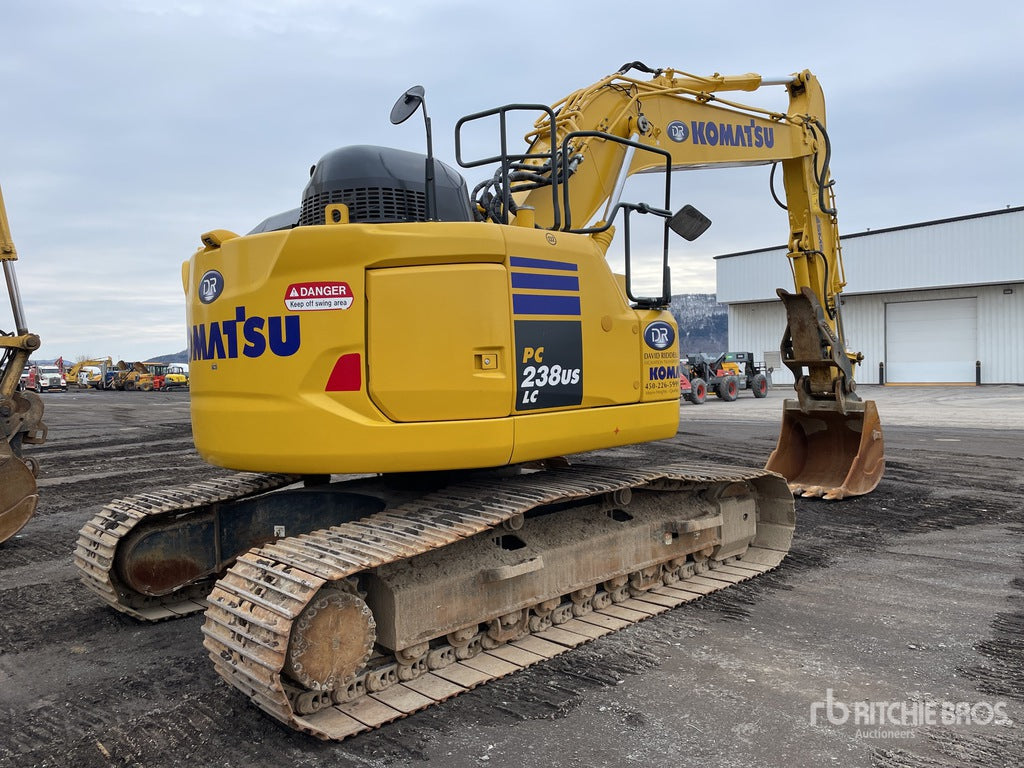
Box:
1 385 1022 768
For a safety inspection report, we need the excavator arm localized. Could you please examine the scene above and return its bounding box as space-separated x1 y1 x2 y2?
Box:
0 182 46 543
67 357 113 388
481 64 883 498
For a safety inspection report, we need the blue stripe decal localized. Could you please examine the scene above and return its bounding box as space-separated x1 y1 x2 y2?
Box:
511 273 580 291
513 294 581 316
509 256 578 272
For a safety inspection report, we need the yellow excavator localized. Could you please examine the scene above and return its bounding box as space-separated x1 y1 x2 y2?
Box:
75 64 883 738
0 183 47 544
67 357 113 388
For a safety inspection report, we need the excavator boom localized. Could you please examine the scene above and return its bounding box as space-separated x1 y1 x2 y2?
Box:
499 64 884 498
0 183 46 543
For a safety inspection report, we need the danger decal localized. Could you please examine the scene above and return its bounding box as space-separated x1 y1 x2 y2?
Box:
284 281 354 311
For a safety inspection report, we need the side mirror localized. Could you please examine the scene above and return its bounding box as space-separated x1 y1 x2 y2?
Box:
390 85 425 125
388 85 436 221
668 204 712 241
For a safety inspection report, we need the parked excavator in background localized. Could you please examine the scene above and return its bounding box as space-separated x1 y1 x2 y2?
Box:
1 182 46 544
76 64 883 738
67 357 113 388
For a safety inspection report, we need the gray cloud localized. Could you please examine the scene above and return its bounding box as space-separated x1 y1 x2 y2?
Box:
2 1 1019 361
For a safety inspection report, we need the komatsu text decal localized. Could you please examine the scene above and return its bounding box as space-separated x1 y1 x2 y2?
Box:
648 363 679 381
667 119 775 148
190 307 301 361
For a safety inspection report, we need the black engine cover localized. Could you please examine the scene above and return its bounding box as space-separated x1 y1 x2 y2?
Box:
299 145 474 226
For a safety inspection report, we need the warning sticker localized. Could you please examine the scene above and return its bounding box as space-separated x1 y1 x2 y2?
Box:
284 281 354 311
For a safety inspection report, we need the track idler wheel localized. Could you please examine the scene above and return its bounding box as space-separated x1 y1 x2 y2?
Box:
284 586 376 691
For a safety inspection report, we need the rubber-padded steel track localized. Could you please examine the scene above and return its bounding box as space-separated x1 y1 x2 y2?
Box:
74 472 299 621
202 462 794 739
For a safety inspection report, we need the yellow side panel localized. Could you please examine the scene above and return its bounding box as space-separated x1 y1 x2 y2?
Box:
193 392 516 474
510 400 680 464
367 264 513 421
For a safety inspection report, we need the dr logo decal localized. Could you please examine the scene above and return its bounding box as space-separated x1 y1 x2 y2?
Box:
643 320 675 350
199 270 224 304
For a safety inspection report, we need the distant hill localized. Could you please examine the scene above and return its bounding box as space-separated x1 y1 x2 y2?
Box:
31 350 189 366
147 350 189 364
669 293 728 356
145 295 726 364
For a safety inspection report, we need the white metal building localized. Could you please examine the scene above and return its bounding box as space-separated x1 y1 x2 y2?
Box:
716 206 1024 386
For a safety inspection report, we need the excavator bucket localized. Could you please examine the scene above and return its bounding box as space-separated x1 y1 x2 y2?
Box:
2 182 45 544
0 443 39 543
766 398 884 500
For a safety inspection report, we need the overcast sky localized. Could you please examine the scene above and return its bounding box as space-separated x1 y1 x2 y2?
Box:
2 1 1020 362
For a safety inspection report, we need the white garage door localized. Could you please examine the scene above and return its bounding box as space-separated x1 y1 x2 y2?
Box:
885 298 977 383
